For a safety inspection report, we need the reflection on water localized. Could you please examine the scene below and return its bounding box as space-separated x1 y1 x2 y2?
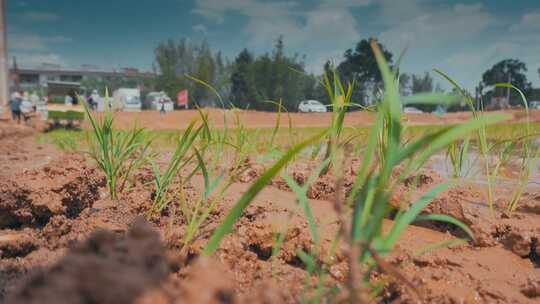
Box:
429 152 540 189
303 142 540 190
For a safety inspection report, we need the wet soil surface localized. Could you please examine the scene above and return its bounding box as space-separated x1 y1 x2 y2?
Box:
0 121 539 303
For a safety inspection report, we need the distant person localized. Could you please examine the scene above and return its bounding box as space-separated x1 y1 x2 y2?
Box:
20 95 34 123
30 91 40 111
70 90 79 105
90 89 100 110
8 92 22 124
159 97 166 115
65 94 73 105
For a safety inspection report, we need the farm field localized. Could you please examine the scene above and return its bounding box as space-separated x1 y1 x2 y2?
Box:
88 108 540 130
0 100 539 303
3 0 540 302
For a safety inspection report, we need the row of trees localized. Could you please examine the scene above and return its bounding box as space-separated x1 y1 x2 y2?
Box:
153 39 230 107
150 37 540 111
229 38 317 111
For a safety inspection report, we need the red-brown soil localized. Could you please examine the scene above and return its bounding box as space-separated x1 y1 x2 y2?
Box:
0 117 539 303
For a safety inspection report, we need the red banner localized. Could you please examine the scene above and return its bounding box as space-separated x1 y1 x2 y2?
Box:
177 90 188 108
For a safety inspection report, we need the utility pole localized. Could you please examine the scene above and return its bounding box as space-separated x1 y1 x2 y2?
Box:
503 61 511 107
0 0 7 110
506 71 511 106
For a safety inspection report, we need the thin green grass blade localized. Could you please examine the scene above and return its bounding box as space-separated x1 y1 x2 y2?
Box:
383 182 455 250
414 238 467 257
402 93 460 106
414 213 475 241
203 131 327 255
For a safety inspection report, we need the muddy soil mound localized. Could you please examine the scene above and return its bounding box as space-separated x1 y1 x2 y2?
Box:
0 155 104 229
6 218 175 304
420 184 540 263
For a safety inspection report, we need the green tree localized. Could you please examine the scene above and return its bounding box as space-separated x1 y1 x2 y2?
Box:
398 73 411 96
154 38 230 108
230 49 257 109
411 72 433 94
229 36 313 111
481 59 532 106
337 38 393 105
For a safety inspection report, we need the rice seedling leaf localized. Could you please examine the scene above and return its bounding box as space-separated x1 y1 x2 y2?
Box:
414 213 475 241
383 182 455 250
402 93 460 106
414 238 468 257
203 131 326 256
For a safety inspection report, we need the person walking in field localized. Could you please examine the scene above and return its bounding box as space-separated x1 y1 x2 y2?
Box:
8 92 22 124
64 94 73 105
30 91 40 111
159 97 166 115
89 89 100 110
20 93 35 124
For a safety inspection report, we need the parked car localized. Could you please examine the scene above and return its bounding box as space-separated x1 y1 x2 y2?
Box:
298 100 327 113
403 106 423 114
113 88 142 112
145 91 174 112
530 101 540 109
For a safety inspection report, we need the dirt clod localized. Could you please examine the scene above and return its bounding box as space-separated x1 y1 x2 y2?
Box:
6 218 173 304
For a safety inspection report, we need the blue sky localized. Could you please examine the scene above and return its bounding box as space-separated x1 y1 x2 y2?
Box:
6 0 540 91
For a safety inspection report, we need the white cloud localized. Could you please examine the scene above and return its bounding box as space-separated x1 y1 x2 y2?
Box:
9 32 71 50
192 24 208 34
192 0 299 24
510 12 540 32
193 0 368 73
192 0 539 89
441 37 540 91
380 2 494 51
319 0 372 8
12 52 66 68
17 12 60 22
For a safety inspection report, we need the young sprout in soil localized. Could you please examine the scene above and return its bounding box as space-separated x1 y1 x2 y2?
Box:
84 90 152 200
446 136 470 178
436 71 538 213
150 120 202 213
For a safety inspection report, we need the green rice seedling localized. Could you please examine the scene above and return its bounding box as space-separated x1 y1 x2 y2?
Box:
269 158 332 263
319 69 355 176
338 41 507 301
84 93 152 200
446 136 470 178
495 83 540 212
434 69 498 211
202 131 326 255
228 109 252 173
264 99 294 150
177 148 233 254
36 129 83 151
151 120 202 213
434 74 538 212
297 41 504 302
195 46 503 300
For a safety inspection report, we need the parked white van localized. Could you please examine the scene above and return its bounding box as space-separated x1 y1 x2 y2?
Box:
113 88 142 112
298 100 327 113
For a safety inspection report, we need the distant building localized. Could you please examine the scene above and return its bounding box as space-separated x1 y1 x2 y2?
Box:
9 59 155 93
